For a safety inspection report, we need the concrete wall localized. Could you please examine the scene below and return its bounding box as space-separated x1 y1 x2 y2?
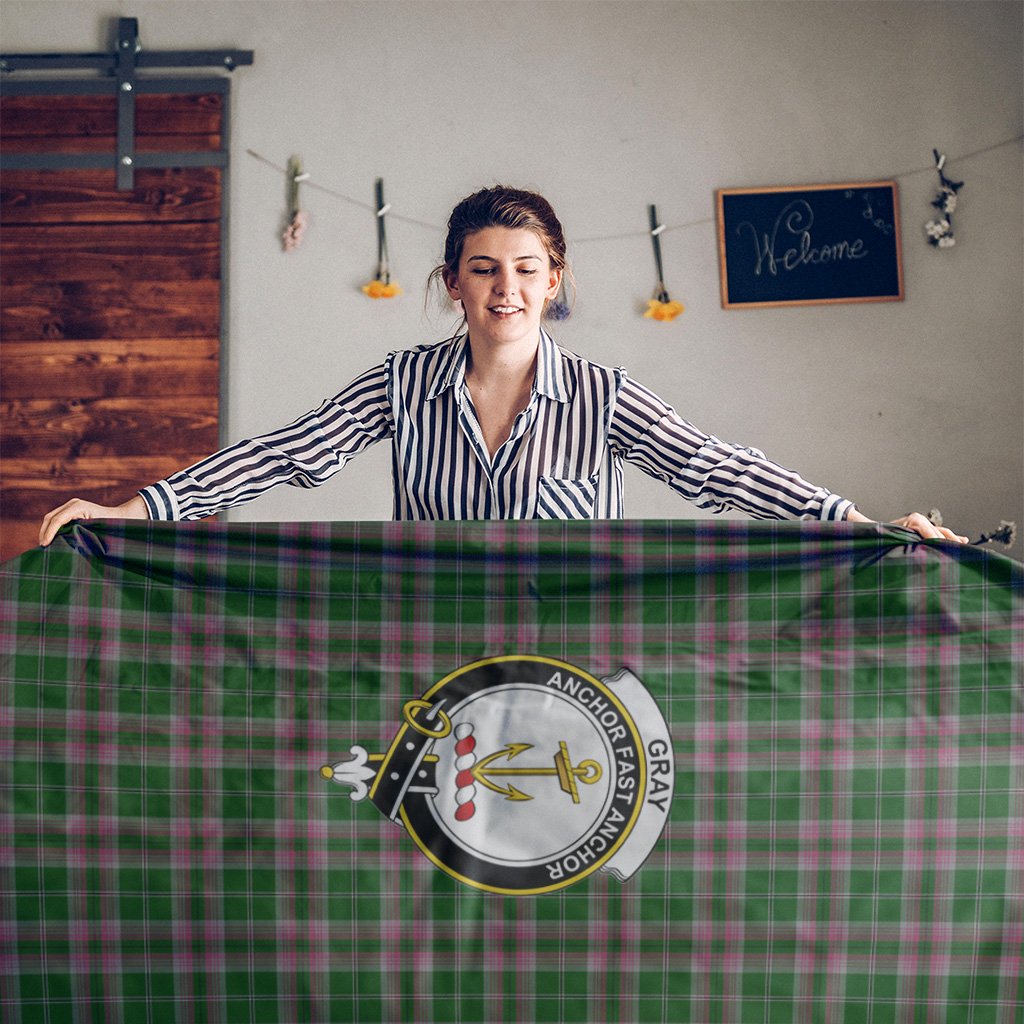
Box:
4 0 1022 554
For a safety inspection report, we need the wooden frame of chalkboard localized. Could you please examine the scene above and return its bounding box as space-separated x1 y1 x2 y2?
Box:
716 181 904 309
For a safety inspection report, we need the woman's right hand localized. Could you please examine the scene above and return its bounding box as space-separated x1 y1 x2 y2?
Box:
39 494 150 548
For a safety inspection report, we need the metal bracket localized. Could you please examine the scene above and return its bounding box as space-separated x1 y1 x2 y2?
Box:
1 16 254 191
116 18 140 189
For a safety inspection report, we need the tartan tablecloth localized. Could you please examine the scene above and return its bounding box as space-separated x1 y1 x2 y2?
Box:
1 520 1021 1024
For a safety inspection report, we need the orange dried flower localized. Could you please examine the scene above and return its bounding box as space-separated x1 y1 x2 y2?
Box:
644 299 685 322
361 279 403 299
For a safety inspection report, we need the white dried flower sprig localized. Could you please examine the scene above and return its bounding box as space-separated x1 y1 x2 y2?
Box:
925 150 963 249
925 218 955 248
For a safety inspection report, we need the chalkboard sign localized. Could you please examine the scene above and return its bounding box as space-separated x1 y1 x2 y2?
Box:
716 181 904 309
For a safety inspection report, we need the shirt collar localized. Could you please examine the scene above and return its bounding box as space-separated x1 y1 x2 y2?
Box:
426 329 570 403
426 334 470 400
535 328 571 403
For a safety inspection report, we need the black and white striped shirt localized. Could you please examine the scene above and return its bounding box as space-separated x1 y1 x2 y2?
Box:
139 331 854 522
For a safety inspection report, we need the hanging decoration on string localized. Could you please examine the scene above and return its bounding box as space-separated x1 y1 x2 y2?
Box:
246 132 1020 304
924 149 963 249
281 156 309 252
248 133 1017 255
362 178 402 299
643 205 684 322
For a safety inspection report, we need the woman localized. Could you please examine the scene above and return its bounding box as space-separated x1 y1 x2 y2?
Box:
39 186 967 545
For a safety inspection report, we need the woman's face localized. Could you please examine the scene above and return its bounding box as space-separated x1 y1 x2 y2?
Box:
445 227 561 349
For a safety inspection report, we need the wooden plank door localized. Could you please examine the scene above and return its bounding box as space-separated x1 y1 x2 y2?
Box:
1 92 223 562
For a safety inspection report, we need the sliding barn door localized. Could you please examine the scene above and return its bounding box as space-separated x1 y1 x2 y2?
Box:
1 92 224 562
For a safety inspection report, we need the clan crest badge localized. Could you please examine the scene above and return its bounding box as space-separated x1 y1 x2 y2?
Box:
321 656 674 895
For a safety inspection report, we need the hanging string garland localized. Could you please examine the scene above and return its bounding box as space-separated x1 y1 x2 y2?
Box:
924 149 964 249
250 133 1021 307
361 178 402 299
644 205 685 323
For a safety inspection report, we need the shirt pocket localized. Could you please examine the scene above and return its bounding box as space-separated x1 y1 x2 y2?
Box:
534 475 599 519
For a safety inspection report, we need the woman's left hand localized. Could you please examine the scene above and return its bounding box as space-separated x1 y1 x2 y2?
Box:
848 509 969 543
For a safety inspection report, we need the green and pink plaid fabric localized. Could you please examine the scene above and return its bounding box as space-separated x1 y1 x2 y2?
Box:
1 520 1021 1023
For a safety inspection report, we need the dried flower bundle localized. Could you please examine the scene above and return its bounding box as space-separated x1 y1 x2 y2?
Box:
925 150 963 249
282 156 309 253
363 178 401 299
644 299 685 322
546 277 572 321
971 521 1017 548
282 209 308 252
645 204 684 323
361 280 403 299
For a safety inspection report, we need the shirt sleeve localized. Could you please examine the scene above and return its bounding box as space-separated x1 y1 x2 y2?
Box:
138 361 394 520
607 374 856 521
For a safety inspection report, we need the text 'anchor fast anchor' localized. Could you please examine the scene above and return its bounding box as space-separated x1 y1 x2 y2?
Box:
470 741 603 802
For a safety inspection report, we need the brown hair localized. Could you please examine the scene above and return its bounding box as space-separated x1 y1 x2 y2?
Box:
428 185 573 320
